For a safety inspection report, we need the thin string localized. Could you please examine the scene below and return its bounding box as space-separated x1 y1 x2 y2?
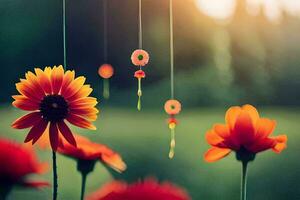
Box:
170 0 174 99
63 0 67 70
138 0 142 49
103 0 108 62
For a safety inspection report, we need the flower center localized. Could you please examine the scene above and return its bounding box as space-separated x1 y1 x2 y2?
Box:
40 95 69 122
138 54 144 61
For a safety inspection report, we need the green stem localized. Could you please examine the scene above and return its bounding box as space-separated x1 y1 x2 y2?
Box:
80 173 87 200
63 0 67 70
241 161 248 200
103 79 110 99
52 151 58 200
137 78 142 111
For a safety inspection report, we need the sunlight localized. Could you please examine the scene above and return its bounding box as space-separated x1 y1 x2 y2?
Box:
195 0 300 20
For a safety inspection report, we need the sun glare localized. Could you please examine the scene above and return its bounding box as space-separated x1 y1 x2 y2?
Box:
195 0 300 20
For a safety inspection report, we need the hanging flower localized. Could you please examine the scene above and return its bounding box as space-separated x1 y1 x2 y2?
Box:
57 134 126 173
134 69 146 79
98 64 114 79
164 100 181 115
204 104 287 163
0 138 48 198
11 66 99 151
86 178 191 200
131 49 149 67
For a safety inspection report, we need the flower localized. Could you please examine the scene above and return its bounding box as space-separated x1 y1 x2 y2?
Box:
134 70 146 79
57 134 126 173
98 64 114 79
204 104 287 163
86 178 191 200
164 100 182 115
0 138 48 190
131 49 149 67
11 66 99 150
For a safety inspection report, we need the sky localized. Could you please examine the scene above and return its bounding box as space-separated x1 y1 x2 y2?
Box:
195 0 300 20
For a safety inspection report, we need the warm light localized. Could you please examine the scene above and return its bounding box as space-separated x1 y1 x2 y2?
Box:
195 0 236 20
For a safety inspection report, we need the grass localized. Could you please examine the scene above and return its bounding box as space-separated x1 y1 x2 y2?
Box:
0 105 299 200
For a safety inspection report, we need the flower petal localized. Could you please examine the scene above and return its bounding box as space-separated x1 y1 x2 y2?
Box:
61 76 86 98
272 135 287 153
66 113 96 130
205 129 224 147
246 138 276 153
51 65 64 94
233 110 256 145
57 121 77 147
102 154 127 173
12 112 42 129
242 104 260 125
24 119 48 144
204 147 231 162
225 106 242 130
67 85 93 102
34 68 52 94
49 122 59 150
255 118 276 139
12 99 40 111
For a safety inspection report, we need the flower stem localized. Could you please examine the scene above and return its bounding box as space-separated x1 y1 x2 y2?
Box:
241 160 248 200
80 173 87 200
52 151 58 200
103 78 110 99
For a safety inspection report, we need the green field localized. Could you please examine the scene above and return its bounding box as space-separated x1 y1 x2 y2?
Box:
1 105 299 200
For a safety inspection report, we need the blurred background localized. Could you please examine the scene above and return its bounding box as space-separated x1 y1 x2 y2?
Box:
0 0 300 199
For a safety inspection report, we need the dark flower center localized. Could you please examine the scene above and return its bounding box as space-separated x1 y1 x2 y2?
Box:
138 54 144 61
40 95 69 122
236 146 256 163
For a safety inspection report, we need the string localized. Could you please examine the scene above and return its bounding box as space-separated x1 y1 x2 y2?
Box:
138 0 142 49
170 0 174 99
63 0 67 70
103 0 108 62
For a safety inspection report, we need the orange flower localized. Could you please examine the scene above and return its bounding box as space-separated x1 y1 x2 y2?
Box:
57 134 126 173
134 69 146 79
11 66 99 151
86 178 191 200
204 104 287 162
0 138 48 191
131 49 149 67
98 64 114 79
164 100 181 115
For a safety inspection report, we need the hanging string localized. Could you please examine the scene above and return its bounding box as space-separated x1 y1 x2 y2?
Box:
103 0 108 62
138 0 143 49
170 0 174 99
63 0 67 70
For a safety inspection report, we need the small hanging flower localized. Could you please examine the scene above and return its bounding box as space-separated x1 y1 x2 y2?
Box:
86 178 191 200
98 64 114 99
164 99 181 159
203 104 287 200
0 138 49 199
131 49 149 111
11 66 99 151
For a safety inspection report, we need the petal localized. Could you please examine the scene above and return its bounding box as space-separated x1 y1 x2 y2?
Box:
16 82 42 101
242 104 260 124
21 181 50 188
233 111 256 145
12 99 40 111
66 113 96 130
225 106 242 130
57 121 77 147
67 85 93 102
255 118 276 139
51 66 64 94
101 154 127 173
61 76 86 98
34 68 52 94
205 129 224 146
24 119 48 144
60 70 75 94
70 107 99 121
204 147 231 162
49 122 59 150
246 138 276 153
213 124 230 138
12 112 42 129
272 135 287 153
25 72 45 98
69 97 98 108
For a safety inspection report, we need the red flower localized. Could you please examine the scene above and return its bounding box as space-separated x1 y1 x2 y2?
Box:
57 134 126 173
87 178 191 200
134 70 146 79
11 66 99 150
98 64 114 79
204 104 287 162
0 138 48 188
131 49 149 67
